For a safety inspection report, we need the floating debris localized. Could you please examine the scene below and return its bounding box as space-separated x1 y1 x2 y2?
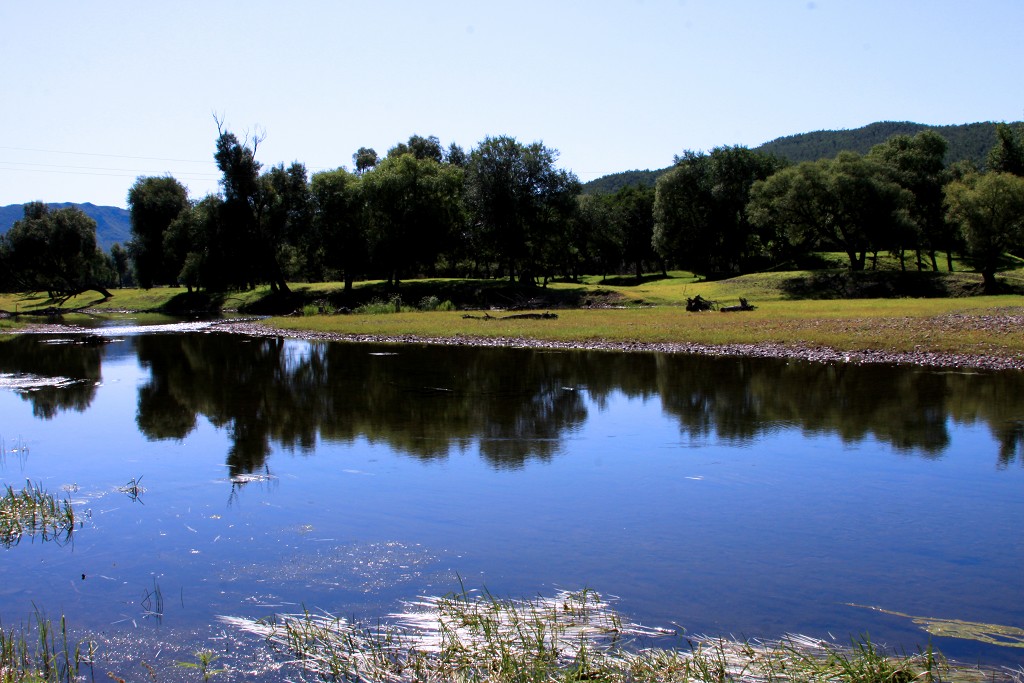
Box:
849 603 1024 648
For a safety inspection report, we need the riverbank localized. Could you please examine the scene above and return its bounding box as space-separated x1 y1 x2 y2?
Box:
4 275 1023 370
220 317 1024 370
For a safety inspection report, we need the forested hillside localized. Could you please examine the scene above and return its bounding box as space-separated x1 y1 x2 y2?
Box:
582 121 1019 193
0 202 130 251
756 121 1008 166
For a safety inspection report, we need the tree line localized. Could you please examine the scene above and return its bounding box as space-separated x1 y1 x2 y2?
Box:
2 122 1023 298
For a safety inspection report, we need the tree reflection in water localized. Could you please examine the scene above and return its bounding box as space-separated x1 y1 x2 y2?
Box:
2 332 1022 474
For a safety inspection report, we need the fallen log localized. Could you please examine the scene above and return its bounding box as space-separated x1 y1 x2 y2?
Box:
720 297 756 312
462 312 559 320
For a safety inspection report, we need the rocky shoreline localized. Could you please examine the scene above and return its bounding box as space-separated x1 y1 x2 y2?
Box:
8 317 1023 371
218 321 1024 371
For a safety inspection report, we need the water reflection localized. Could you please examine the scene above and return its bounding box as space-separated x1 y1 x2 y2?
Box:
0 335 102 419
2 332 1023 471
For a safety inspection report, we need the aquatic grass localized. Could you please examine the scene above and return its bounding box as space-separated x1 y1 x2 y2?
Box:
219 588 1012 683
116 476 145 503
0 610 93 683
140 579 164 622
176 650 227 682
0 481 79 548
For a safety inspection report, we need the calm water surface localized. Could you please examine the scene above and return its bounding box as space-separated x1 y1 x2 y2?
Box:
1 325 1022 677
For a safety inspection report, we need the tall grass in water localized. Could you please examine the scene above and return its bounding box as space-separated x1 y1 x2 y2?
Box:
0 611 93 683
0 481 80 548
220 588 1005 683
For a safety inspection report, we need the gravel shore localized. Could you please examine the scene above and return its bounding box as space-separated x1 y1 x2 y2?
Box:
9 313 1023 371
218 320 1024 371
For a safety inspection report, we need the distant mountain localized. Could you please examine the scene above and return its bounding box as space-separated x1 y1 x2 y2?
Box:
755 120 1009 166
582 120 1019 194
581 169 664 195
0 202 131 252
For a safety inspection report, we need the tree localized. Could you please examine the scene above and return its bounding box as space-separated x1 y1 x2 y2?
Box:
211 121 264 290
748 152 912 271
387 134 444 163
445 143 468 168
211 121 298 293
944 171 1024 290
109 243 130 288
163 195 222 292
869 131 951 270
310 168 367 292
260 162 313 284
352 147 378 175
986 123 1024 176
127 175 189 287
604 184 657 278
466 136 581 283
0 203 112 298
362 153 464 286
653 147 785 275
575 194 624 280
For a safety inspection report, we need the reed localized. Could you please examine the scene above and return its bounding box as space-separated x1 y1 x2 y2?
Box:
220 588 1014 683
0 481 79 548
0 610 93 683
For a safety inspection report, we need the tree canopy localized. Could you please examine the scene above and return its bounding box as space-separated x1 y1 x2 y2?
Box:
1 203 112 299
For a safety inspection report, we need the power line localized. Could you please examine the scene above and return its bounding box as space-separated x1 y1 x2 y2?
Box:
0 145 213 165
0 160 219 178
0 165 220 181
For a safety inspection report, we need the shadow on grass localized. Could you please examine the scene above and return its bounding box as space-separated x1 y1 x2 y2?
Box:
161 291 230 315
779 270 1024 299
235 280 621 315
598 273 673 287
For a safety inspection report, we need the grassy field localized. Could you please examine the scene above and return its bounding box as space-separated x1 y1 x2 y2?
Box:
2 264 1023 359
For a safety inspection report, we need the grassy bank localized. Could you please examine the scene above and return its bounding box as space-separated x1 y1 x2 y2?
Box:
2 267 1023 359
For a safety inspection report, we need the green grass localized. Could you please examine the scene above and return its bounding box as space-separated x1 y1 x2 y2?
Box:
3 265 1023 359
266 296 1024 358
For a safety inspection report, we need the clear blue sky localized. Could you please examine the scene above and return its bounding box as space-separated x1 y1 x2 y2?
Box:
2 1 1021 209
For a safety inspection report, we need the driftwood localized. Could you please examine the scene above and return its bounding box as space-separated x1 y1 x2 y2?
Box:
462 312 559 321
720 297 756 312
685 295 716 312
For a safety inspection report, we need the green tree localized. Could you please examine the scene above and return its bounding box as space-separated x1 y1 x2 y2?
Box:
944 171 1024 290
986 123 1024 176
211 122 298 293
466 136 581 283
109 242 130 287
869 131 951 270
352 147 378 175
163 195 221 293
310 167 367 292
362 153 464 286
575 194 623 280
748 152 912 271
387 134 444 162
653 147 785 276
0 203 112 298
127 175 189 288
211 122 264 290
260 162 312 284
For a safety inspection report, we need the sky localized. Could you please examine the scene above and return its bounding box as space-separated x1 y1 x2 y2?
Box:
1 1 1022 209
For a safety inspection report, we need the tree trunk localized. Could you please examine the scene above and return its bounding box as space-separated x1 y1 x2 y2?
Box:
982 269 998 292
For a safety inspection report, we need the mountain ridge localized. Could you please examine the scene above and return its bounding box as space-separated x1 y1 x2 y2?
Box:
582 120 1019 194
0 202 130 252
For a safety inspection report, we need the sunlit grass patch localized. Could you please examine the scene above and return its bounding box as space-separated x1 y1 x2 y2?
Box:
221 587 1013 683
0 481 81 548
